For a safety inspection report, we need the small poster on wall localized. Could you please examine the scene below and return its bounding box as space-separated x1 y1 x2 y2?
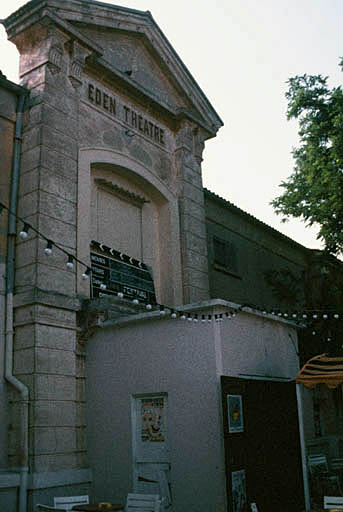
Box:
232 469 247 512
227 394 244 433
141 397 165 442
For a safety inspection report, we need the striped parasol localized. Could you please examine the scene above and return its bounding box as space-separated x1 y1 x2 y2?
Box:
296 353 343 389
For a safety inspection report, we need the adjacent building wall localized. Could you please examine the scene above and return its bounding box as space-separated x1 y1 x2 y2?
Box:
205 190 308 311
0 82 18 470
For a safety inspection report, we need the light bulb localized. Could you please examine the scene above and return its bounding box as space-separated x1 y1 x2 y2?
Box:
44 240 53 256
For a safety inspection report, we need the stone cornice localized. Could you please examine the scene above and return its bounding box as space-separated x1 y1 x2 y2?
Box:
4 4 103 57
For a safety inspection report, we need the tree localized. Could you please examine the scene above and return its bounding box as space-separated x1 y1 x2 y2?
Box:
271 71 343 255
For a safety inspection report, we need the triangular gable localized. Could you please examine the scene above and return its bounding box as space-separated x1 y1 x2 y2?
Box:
5 0 223 137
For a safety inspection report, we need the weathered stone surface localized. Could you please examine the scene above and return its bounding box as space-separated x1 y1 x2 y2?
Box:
36 264 76 296
39 83 78 119
35 325 76 351
182 248 209 272
39 168 77 203
13 347 34 374
20 146 41 174
32 452 80 472
39 190 76 225
17 190 39 218
40 146 77 181
182 182 205 204
183 268 209 290
182 231 208 257
19 168 39 196
181 213 207 239
31 427 77 454
35 347 75 376
36 214 76 248
32 401 76 427
41 126 78 160
22 125 41 153
34 374 76 401
14 324 35 350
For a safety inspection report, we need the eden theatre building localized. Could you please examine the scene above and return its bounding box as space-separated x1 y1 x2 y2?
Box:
0 1 310 511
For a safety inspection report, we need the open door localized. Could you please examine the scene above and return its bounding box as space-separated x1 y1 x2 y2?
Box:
221 377 304 512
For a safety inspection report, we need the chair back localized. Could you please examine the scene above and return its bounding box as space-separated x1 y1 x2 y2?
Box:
54 495 89 510
36 506 66 512
324 496 343 509
126 493 161 512
308 453 329 474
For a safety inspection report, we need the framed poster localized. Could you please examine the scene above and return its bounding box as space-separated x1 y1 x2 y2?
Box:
231 469 247 512
227 394 244 433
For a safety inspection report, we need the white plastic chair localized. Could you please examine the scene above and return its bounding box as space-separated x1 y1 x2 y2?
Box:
308 453 329 474
36 506 66 512
324 496 343 509
54 495 89 510
126 493 162 512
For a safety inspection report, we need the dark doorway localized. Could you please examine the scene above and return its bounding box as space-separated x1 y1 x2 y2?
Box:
221 376 304 512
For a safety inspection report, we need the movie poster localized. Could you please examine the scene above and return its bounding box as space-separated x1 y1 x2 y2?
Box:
227 394 244 433
141 397 165 442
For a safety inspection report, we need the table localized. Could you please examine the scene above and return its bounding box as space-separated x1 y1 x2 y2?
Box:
72 504 124 511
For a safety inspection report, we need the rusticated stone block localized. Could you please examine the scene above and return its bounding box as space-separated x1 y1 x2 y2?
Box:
35 305 76 328
32 427 77 454
182 181 205 204
40 82 78 119
40 146 77 181
17 190 39 218
19 168 39 196
39 190 76 225
20 146 41 174
32 400 76 427
36 264 76 296
38 214 76 248
41 126 78 160
32 452 80 472
35 347 75 376
40 168 77 203
34 375 76 401
181 213 207 239
35 325 76 351
13 347 34 374
183 267 209 290
21 125 41 153
14 324 35 350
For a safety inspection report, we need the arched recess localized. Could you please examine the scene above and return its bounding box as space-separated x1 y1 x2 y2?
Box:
78 148 183 306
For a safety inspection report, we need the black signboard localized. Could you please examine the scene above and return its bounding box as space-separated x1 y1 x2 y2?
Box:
90 241 156 304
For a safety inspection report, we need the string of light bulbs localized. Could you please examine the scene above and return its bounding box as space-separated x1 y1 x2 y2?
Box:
1 200 343 333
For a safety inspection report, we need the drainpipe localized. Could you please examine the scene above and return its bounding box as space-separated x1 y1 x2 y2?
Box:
5 89 29 512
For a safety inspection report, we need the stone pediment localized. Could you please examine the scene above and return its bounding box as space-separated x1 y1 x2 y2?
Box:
4 0 223 137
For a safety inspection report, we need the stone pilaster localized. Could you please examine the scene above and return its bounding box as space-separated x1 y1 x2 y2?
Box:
174 120 210 303
6 15 92 491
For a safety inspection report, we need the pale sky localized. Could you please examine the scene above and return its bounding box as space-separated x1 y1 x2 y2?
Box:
1 0 342 250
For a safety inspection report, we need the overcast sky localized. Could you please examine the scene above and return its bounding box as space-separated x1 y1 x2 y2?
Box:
1 0 342 250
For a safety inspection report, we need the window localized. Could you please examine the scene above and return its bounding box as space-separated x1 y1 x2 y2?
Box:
213 236 238 275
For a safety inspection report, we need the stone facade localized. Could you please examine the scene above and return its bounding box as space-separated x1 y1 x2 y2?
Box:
1 0 222 509
1 1 342 511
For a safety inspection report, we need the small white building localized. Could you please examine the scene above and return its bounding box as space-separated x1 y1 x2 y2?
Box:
85 300 305 512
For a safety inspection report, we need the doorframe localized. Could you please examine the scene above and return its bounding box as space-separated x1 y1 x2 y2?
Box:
238 374 310 511
130 392 169 492
222 374 309 512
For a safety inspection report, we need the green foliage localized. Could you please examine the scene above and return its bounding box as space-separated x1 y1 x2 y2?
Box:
271 71 343 255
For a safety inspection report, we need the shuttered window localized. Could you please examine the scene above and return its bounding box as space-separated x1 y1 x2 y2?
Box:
213 236 238 275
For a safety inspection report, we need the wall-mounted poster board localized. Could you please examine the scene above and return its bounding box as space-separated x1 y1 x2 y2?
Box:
227 394 244 433
231 469 247 512
90 240 156 304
